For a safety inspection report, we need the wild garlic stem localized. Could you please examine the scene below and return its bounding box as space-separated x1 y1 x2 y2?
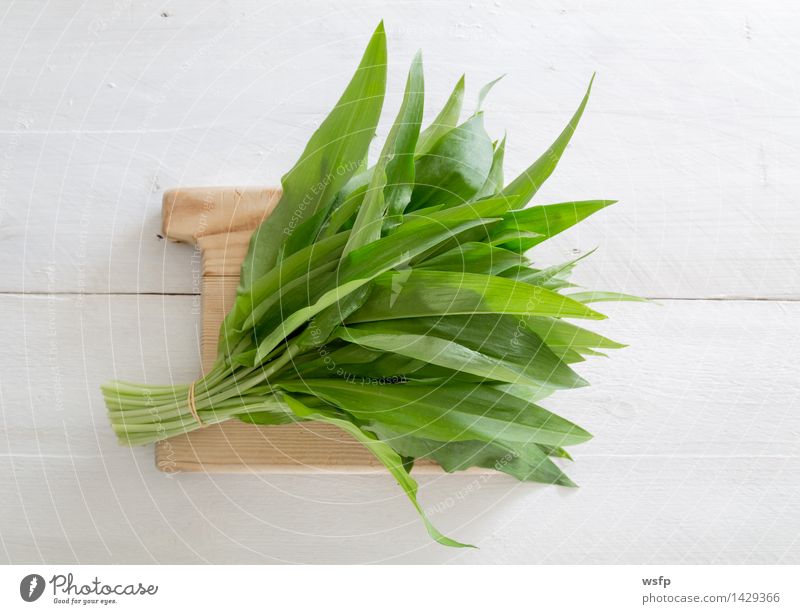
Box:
104 356 291 445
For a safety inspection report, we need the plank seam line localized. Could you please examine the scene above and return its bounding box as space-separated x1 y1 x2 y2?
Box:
1 292 799 302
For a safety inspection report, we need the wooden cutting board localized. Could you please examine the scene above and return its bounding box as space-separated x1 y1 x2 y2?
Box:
155 186 445 474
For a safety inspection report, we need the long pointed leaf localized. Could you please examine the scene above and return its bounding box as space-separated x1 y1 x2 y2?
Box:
343 314 586 389
416 75 465 156
500 75 594 207
369 426 575 486
252 209 504 361
473 134 506 201
567 291 650 304
492 199 615 252
280 379 593 447
283 394 472 548
240 23 387 288
348 270 605 323
524 316 626 350
409 114 494 210
345 52 425 253
337 328 577 389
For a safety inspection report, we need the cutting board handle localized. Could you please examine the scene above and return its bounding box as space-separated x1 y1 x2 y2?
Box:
161 186 282 278
161 186 281 244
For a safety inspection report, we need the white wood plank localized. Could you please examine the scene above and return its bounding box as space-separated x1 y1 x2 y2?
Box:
1 294 798 562
0 0 798 297
2 455 797 564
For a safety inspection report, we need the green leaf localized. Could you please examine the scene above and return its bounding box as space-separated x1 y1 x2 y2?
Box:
253 279 369 363
487 229 542 247
321 172 371 237
239 22 387 289
344 169 388 255
494 382 555 404
219 231 350 358
294 285 374 351
337 328 576 389
299 348 427 380
242 256 339 337
384 52 425 217
292 343 386 377
474 75 504 114
500 249 594 291
246 198 505 337
369 427 575 486
502 266 575 291
554 348 587 364
500 74 594 208
416 74 465 157
280 379 593 447
409 114 494 210
492 199 615 252
343 314 586 389
251 207 503 362
417 241 525 275
566 291 651 304
473 134 506 201
283 393 473 548
348 270 606 323
279 200 333 261
539 445 573 461
520 249 595 288
576 347 608 358
345 51 425 253
524 316 626 350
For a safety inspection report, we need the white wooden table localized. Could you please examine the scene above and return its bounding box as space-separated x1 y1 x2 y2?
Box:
1 0 798 564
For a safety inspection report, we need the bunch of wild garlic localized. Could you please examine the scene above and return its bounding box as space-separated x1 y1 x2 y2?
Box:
103 22 639 547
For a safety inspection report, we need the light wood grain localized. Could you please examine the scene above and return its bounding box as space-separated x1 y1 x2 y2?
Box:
155 186 443 473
